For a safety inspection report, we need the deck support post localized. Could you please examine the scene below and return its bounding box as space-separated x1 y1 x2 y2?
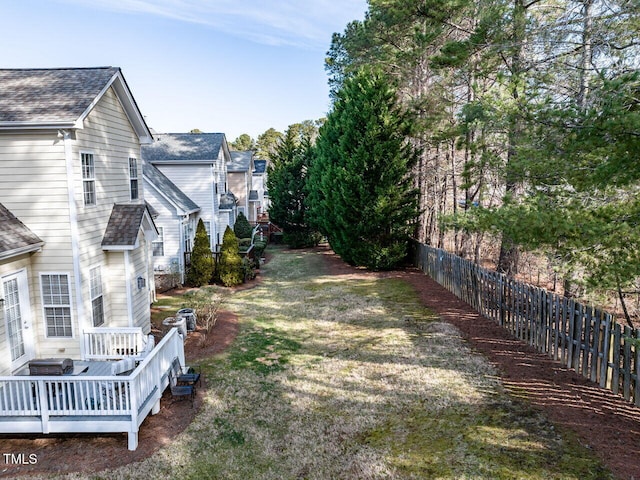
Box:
128 431 138 451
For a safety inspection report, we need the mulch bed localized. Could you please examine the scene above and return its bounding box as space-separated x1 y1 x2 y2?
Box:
3 246 640 479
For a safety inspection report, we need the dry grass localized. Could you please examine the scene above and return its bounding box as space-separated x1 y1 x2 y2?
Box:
37 247 611 479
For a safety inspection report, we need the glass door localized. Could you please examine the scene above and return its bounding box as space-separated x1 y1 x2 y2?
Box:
2 270 35 371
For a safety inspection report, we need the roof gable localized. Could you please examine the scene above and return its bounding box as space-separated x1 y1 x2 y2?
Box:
0 203 44 260
142 160 200 215
0 67 152 143
102 203 157 250
229 150 253 172
141 133 227 163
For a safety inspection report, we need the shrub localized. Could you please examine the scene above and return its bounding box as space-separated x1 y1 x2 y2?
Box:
234 212 253 239
253 239 268 259
283 231 322 249
238 238 252 248
186 219 214 286
242 257 257 281
218 226 244 286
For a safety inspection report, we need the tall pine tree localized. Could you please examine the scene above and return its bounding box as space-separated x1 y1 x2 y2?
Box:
267 125 319 248
308 68 420 270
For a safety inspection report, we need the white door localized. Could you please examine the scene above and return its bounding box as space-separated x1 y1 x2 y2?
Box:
2 270 35 371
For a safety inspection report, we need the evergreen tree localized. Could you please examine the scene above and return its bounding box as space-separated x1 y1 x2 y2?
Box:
256 128 283 160
233 211 253 240
218 226 244 286
308 68 420 270
186 219 214 287
231 133 256 151
267 125 320 248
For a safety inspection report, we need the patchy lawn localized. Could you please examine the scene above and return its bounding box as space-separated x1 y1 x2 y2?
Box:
35 246 611 479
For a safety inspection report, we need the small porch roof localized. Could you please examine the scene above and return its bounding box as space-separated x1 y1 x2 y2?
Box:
102 203 158 251
0 203 44 261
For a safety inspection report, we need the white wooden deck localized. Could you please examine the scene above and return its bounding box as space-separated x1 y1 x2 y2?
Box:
0 328 186 450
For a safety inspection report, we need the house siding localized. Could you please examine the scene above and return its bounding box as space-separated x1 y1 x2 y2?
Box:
72 87 148 335
155 164 216 248
105 252 129 328
144 183 183 271
131 230 152 333
0 134 76 360
229 171 251 213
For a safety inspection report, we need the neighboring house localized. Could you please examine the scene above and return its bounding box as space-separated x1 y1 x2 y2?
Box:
252 159 270 219
228 150 254 221
0 67 157 375
142 159 200 289
141 132 233 252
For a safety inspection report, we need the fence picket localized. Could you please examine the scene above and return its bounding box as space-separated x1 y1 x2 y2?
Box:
411 241 638 407
623 325 632 401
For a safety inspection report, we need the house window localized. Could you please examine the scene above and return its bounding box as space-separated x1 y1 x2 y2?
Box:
90 266 104 327
81 153 96 206
41 274 73 337
203 221 212 245
153 227 164 256
183 223 192 253
129 157 139 200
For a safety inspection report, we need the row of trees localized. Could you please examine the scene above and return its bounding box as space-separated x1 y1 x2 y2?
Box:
323 0 639 322
230 128 283 158
267 73 421 270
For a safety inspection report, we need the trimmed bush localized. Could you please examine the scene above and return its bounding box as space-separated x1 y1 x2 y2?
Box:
218 226 244 286
186 219 214 286
252 239 268 259
234 212 253 239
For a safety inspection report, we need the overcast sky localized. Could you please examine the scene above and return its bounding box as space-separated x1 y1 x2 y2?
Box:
0 0 368 140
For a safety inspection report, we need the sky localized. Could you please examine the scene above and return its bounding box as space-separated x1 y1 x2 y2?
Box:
0 0 368 141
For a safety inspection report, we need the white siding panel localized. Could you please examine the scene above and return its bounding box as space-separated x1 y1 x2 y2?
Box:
131 231 151 333
105 252 129 328
73 87 152 334
143 181 183 272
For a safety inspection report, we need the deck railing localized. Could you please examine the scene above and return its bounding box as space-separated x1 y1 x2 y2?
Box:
83 327 146 360
0 328 185 450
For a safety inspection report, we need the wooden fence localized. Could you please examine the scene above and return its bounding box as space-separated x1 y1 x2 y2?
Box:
412 242 640 406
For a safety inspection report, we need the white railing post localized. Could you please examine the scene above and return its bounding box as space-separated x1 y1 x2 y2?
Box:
36 380 50 434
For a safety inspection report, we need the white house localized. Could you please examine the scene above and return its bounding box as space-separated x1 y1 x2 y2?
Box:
142 159 200 288
0 67 157 375
141 132 234 252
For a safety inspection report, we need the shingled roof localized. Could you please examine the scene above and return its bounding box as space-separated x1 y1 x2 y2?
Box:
142 160 200 215
253 159 267 175
141 133 227 163
0 203 44 260
219 191 238 211
102 203 157 250
0 67 118 124
0 67 152 142
229 151 253 172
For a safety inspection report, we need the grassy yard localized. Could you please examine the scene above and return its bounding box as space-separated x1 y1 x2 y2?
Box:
86 247 611 479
